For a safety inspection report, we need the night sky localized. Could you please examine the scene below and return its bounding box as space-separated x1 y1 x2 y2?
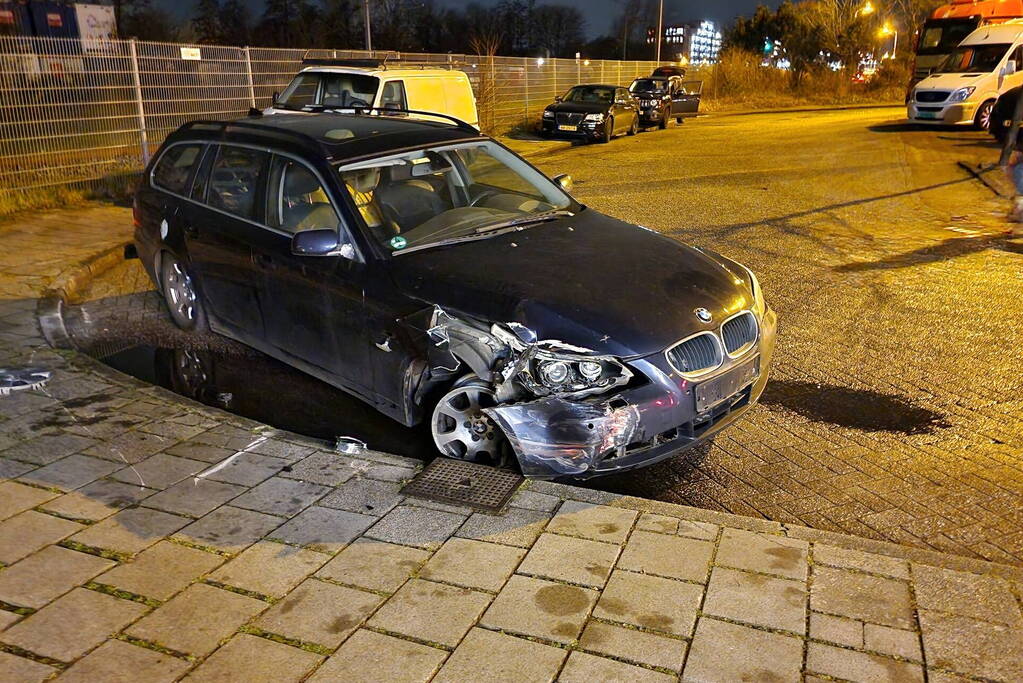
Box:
164 0 783 39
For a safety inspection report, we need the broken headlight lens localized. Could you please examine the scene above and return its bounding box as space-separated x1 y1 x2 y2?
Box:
578 361 603 381
525 353 630 396
539 360 570 384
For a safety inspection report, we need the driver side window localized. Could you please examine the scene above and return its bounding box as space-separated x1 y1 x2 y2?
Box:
266 157 340 234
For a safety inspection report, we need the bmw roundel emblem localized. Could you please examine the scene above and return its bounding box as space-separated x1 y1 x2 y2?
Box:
695 308 713 323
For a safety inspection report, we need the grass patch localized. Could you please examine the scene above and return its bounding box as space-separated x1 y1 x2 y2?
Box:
237 625 335 656
0 172 138 221
85 582 161 608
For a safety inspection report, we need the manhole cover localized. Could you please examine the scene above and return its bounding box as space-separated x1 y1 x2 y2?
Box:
401 458 523 512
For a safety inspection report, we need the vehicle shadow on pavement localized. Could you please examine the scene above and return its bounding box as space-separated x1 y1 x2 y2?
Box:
758 380 950 435
833 233 1023 272
695 176 979 240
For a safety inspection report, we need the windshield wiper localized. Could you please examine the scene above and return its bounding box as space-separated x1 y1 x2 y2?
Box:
473 210 575 234
394 210 575 256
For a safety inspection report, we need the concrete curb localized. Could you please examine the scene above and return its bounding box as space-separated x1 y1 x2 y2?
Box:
35 241 130 349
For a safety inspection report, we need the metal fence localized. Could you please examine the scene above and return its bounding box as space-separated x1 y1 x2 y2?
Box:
0 35 665 192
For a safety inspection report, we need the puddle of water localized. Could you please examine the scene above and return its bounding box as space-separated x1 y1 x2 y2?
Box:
758 379 949 434
102 346 437 459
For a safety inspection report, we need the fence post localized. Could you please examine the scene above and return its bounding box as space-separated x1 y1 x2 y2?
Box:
128 39 149 164
244 46 256 107
524 57 529 125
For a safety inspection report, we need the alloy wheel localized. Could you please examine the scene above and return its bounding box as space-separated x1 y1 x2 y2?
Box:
977 101 994 132
161 257 199 329
431 380 507 465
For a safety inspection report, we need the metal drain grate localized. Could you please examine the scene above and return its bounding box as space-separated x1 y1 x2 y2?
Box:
401 458 524 512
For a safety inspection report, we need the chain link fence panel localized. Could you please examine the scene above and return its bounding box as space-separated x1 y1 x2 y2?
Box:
0 35 663 192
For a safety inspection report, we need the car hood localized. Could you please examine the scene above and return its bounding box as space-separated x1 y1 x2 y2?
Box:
388 211 755 358
546 101 612 115
916 72 991 91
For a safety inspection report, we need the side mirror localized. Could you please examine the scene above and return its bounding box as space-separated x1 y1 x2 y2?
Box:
1005 60 1017 76
291 229 352 258
271 91 280 105
554 95 563 102
553 173 573 192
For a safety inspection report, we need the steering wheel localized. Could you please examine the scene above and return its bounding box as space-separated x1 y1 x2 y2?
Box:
469 189 501 207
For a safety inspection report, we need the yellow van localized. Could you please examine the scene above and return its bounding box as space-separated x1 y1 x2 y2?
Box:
268 59 479 129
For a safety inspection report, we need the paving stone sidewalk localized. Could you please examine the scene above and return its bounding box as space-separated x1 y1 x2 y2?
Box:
0 210 1021 682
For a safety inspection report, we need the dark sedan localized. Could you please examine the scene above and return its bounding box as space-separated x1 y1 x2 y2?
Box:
134 112 775 479
539 84 639 143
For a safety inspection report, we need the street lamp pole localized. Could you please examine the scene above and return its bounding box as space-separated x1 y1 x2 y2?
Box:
655 0 664 62
363 0 372 52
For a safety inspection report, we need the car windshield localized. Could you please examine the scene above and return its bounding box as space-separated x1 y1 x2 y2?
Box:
630 79 667 92
277 72 380 109
562 86 615 103
338 140 576 254
935 44 1010 73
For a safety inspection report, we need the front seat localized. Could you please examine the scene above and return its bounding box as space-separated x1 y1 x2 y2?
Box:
376 173 447 230
281 167 338 232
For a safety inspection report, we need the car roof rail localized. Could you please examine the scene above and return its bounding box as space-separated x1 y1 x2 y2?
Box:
312 106 481 134
300 50 401 68
176 118 323 149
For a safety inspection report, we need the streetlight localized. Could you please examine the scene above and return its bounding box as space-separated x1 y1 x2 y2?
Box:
859 1 875 16
655 0 664 62
879 21 898 57
363 0 372 51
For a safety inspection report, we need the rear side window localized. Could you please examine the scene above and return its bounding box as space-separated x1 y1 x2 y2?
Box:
207 146 268 220
152 144 203 194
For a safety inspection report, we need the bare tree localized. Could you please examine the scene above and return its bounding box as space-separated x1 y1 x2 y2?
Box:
471 31 502 133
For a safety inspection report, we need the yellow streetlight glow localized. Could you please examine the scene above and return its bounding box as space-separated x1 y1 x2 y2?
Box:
879 21 895 36
860 1 875 15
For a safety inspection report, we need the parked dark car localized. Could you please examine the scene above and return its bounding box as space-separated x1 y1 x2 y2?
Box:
629 76 703 128
134 112 776 478
539 84 639 143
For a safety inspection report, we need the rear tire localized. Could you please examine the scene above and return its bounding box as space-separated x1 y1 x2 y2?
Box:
159 252 208 332
627 117 638 136
676 116 684 124
975 100 995 132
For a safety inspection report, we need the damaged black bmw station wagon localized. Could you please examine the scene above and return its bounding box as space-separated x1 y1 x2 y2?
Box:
133 111 776 478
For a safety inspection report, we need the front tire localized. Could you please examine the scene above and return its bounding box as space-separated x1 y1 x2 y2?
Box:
159 253 207 332
601 117 614 143
430 376 508 466
975 100 995 132
627 116 638 136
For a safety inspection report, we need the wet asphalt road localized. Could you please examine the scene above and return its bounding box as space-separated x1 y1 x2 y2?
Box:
69 107 1023 564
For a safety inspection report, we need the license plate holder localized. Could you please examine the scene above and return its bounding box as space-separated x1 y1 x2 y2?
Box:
557 124 577 131
916 111 939 120
695 357 759 413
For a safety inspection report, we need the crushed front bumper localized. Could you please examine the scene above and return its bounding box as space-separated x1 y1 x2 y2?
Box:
486 307 777 479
